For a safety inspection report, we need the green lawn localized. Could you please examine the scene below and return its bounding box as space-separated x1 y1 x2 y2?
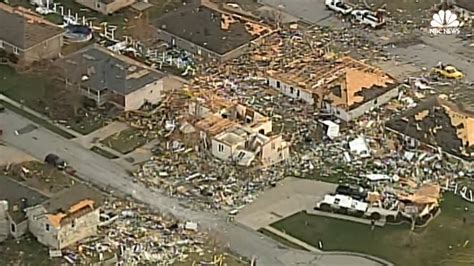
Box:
0 235 60 266
101 128 148 154
271 193 474 266
0 65 109 136
67 117 107 135
0 100 75 139
90 146 120 159
258 228 307 251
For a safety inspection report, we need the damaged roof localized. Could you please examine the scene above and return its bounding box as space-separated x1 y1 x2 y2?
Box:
42 184 103 228
153 5 271 55
56 44 165 95
269 56 397 110
194 113 238 136
0 3 64 50
386 96 474 161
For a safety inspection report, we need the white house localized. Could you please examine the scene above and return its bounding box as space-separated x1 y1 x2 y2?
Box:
266 56 400 121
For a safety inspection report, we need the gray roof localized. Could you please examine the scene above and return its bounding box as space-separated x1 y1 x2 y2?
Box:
42 184 103 214
153 5 270 55
0 176 49 223
56 45 165 95
0 4 64 50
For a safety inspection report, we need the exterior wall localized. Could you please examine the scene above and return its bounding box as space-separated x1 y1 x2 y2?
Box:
124 79 163 111
188 101 212 118
0 42 24 58
75 0 135 14
347 86 400 121
57 208 100 249
323 102 351 121
249 120 272 135
0 34 62 63
24 35 63 62
267 77 315 104
27 206 100 249
260 135 289 166
9 219 28 239
323 85 401 121
211 139 234 161
27 206 60 249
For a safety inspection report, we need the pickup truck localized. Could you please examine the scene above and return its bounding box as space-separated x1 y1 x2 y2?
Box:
351 9 385 28
325 0 353 15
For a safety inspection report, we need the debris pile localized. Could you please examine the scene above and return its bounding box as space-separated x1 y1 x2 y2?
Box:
63 199 210 264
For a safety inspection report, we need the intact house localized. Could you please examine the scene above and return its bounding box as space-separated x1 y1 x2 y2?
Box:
185 94 289 167
0 175 49 240
75 0 136 15
386 95 474 165
153 3 273 62
266 56 400 122
26 184 103 250
0 3 64 63
55 44 165 111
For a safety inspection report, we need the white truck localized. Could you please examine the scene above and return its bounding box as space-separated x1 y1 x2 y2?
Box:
325 0 353 15
351 9 385 28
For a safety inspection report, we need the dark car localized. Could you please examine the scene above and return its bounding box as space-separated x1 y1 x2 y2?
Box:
44 153 67 170
336 184 367 200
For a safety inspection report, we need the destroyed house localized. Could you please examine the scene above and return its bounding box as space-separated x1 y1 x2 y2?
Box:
153 4 273 62
386 96 474 163
0 3 64 63
0 176 49 240
56 45 165 111
187 96 289 166
26 184 103 250
266 56 399 121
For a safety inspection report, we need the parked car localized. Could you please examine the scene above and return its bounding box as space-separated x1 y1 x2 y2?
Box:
44 153 67 170
431 64 464 79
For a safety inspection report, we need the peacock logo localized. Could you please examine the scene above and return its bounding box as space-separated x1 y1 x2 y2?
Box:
429 9 460 35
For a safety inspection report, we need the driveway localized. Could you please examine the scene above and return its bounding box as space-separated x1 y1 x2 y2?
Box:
0 109 385 266
237 177 336 230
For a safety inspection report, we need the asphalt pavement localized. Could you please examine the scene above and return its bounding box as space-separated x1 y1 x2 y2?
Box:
0 109 384 265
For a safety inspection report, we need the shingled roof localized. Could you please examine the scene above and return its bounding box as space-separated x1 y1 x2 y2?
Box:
0 3 63 50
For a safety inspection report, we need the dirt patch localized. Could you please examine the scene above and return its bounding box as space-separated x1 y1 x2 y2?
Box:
0 146 35 166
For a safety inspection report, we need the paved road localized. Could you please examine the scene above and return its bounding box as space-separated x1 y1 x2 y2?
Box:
0 110 384 265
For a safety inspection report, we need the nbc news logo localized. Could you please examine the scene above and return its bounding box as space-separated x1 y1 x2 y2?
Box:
429 9 461 35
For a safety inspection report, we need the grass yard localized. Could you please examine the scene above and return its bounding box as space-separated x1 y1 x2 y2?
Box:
0 65 113 136
271 193 474 266
101 128 149 154
0 235 60 266
258 228 307 251
67 116 108 135
0 100 76 139
90 146 120 159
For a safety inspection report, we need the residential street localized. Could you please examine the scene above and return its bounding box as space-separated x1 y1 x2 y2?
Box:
0 110 384 265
